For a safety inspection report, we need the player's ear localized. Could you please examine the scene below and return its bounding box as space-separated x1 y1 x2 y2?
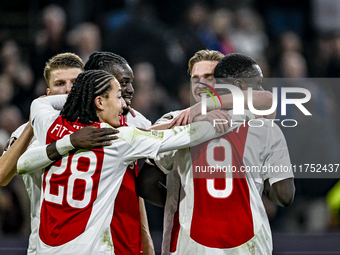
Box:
46 88 51 95
94 96 104 110
234 79 247 90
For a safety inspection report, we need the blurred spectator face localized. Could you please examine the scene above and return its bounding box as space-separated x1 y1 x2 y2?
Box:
42 4 66 38
210 8 234 37
0 106 23 135
281 52 307 78
190 60 218 103
0 40 20 64
46 68 82 95
67 23 102 63
111 64 134 108
187 2 209 28
133 62 156 86
280 31 302 53
0 75 14 105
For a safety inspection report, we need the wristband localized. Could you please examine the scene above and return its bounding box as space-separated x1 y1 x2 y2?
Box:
55 134 74 155
206 96 222 112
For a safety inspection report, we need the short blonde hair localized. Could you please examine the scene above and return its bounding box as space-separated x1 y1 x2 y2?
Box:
188 49 224 74
43 53 84 87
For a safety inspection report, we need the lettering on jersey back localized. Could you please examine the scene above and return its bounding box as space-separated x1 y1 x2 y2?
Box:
40 116 104 246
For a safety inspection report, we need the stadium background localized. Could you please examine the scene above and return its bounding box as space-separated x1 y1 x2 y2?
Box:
0 0 340 254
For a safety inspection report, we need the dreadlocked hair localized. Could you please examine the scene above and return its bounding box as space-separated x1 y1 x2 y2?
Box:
60 70 115 124
214 53 259 79
84 51 128 73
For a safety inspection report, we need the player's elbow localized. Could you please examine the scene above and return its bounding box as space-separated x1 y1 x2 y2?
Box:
0 174 10 186
277 190 295 207
275 178 295 207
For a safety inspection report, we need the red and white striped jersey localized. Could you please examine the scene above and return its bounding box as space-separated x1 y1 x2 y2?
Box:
30 95 226 255
156 113 293 255
110 112 151 255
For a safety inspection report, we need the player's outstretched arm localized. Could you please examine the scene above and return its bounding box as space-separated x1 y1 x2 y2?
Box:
264 178 295 207
17 126 119 174
136 161 167 207
0 123 34 186
169 90 274 127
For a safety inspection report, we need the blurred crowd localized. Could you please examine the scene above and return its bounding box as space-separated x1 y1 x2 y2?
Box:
0 0 340 237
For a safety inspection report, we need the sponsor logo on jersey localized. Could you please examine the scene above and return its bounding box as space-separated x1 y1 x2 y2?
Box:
4 137 17 151
162 114 174 120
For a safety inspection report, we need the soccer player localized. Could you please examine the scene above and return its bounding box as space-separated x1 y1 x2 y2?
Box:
17 69 232 254
154 53 295 254
84 51 153 255
137 49 274 207
0 53 117 255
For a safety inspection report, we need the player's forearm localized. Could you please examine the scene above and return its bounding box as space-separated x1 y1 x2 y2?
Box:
0 124 34 186
136 163 167 207
17 135 74 174
148 123 170 130
264 178 295 207
139 198 155 255
17 144 53 174
191 90 274 120
159 122 223 153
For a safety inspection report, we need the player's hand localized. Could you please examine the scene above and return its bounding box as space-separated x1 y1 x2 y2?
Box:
168 108 191 128
129 106 136 117
70 126 119 149
193 110 230 133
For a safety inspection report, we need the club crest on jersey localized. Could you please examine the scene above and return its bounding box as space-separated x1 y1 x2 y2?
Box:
151 130 158 136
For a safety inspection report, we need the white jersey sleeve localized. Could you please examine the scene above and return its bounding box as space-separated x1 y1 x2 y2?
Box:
107 121 225 163
125 109 152 129
17 139 53 174
153 110 184 174
154 110 183 125
31 95 66 143
260 123 293 185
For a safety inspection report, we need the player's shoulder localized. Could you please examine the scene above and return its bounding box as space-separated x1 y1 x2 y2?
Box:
126 109 152 129
246 118 286 144
154 110 184 125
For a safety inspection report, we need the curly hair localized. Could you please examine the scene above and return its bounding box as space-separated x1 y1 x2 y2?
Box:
214 53 259 79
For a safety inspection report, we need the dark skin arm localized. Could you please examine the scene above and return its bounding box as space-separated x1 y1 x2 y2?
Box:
46 126 119 161
136 161 167 207
263 178 295 207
